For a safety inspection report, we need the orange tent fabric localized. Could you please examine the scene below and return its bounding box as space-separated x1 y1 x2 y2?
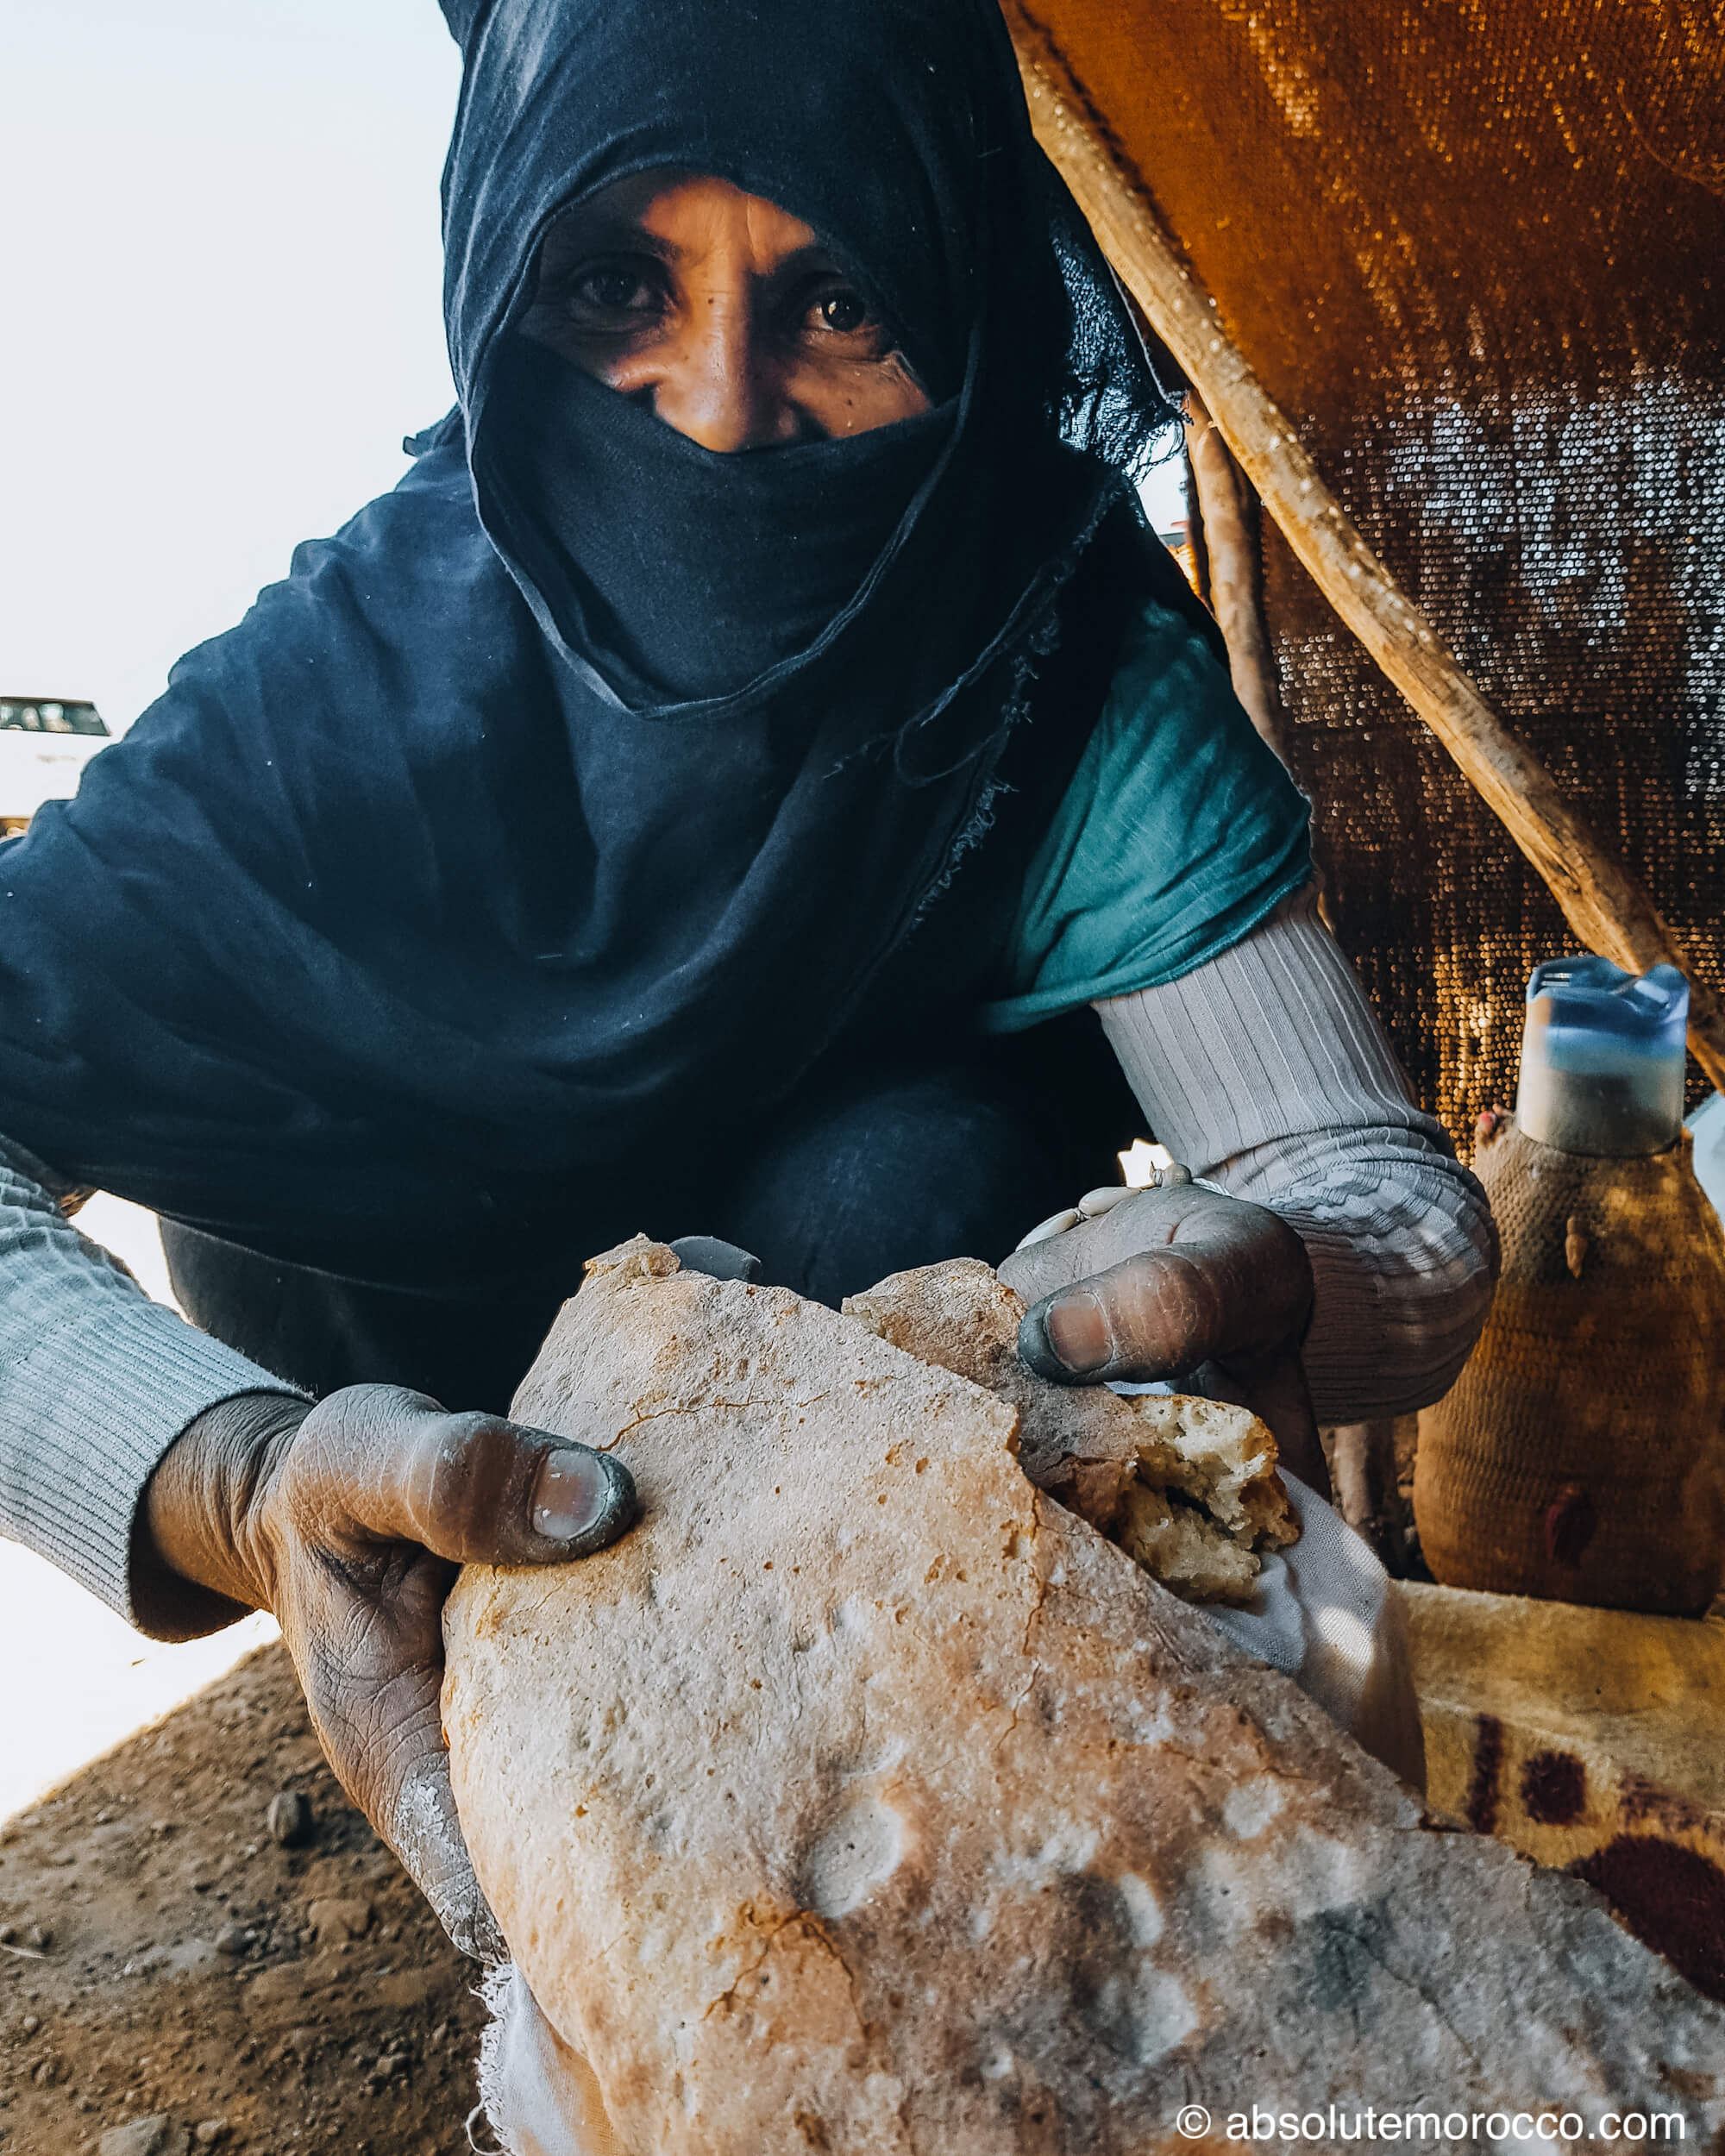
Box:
1010 0 1725 1131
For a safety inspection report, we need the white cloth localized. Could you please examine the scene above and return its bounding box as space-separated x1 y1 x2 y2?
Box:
1197 1470 1426 1789
476 1963 622 2156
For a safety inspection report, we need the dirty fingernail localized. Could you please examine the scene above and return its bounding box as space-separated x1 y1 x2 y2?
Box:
1044 1288 1111 1372
1019 1290 1110 1380
532 1448 637 1551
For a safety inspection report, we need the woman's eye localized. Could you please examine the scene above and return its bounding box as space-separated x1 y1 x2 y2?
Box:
569 262 660 317
806 286 875 339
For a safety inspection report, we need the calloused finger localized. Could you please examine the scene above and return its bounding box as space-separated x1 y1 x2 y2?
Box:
287 1557 506 1964
997 1185 1197 1306
1018 1246 1239 1384
300 1388 639 1570
395 1409 638 1568
386 1748 506 1965
323 1662 504 1962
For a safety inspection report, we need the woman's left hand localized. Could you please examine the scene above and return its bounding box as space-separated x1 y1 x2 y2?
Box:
997 1180 1329 1494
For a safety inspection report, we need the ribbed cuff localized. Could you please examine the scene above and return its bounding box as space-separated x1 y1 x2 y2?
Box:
0 1294 304 1637
1272 1203 1495 1426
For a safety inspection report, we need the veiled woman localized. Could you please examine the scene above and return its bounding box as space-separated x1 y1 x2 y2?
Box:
0 0 1491 1970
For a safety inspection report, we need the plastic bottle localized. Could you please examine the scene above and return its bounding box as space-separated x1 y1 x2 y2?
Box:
1515 956 1688 1157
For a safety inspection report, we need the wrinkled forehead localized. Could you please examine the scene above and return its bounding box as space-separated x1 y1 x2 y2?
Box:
441 0 998 404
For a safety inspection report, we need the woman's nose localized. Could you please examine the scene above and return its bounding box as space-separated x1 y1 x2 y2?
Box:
650 293 797 453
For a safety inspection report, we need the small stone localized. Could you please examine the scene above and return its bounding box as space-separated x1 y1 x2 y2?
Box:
213 1924 250 1958
194 2127 231 2149
306 1897 373 1945
21 2013 40 2035
266 1790 312 1848
99 2121 176 2156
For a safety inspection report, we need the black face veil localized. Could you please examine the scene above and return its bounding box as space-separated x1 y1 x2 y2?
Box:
0 0 1183 1283
451 0 1173 731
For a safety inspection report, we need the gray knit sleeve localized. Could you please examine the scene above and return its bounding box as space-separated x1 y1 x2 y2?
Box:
1095 881 1497 1423
0 1135 304 1632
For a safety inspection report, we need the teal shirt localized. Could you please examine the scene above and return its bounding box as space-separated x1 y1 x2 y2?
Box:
982 593 1312 1031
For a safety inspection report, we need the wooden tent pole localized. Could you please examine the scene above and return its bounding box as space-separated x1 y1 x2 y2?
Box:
1184 389 1289 762
1007 8 1725 1095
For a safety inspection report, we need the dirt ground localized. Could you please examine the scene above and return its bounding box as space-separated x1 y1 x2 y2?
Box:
0 1644 488 2156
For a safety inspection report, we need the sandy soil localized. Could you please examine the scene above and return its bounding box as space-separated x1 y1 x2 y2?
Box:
0 1644 486 2155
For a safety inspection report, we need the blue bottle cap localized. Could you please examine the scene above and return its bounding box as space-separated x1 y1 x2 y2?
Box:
1518 956 1688 1156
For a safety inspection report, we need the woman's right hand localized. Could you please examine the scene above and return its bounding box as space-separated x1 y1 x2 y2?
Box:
141 1384 637 1960
1000 1177 1328 1494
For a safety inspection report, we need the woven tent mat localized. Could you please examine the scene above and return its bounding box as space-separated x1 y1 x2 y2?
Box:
1016 0 1725 1137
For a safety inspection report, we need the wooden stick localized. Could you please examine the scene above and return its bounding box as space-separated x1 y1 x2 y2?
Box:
1007 6 1725 1094
1329 1420 1409 1576
1184 390 1289 761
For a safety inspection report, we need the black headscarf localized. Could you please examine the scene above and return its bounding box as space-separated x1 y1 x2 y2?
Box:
0 0 1185 1283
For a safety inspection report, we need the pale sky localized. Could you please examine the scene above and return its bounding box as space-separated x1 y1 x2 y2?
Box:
3 0 461 731
3 1 1189 737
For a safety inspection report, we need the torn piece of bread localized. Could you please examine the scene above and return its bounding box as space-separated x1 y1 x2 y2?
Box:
1117 1479 1263 1603
844 1257 1295 1605
1126 1389 1299 1550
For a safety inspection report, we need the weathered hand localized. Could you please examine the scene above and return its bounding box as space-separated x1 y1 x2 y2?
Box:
998 1180 1328 1493
142 1385 637 1960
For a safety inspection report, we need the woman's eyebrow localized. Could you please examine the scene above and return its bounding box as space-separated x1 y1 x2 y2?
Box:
773 242 844 273
760 242 854 290
542 211 677 268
